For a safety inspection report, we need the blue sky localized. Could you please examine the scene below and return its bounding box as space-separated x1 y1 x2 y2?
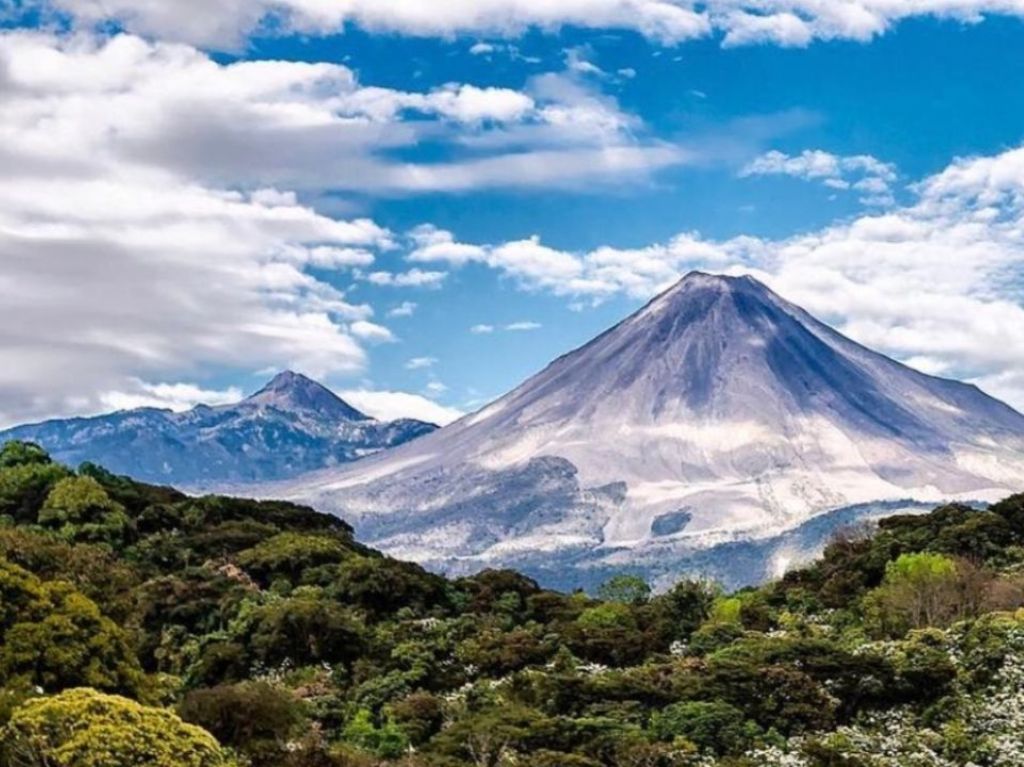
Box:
2 1 1024 425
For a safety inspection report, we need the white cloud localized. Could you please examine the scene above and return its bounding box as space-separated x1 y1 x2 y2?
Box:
0 30 684 197
387 301 418 317
405 356 438 370
424 380 449 396
350 320 396 343
24 0 1024 48
741 149 898 206
505 321 543 331
0 30 440 425
35 0 710 47
365 269 448 288
338 389 465 426
408 228 590 292
98 380 244 413
467 321 542 334
421 144 1024 410
408 225 488 266
565 46 604 76
0 162 391 425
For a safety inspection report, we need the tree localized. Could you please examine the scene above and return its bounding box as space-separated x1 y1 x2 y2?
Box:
331 554 451 618
570 603 653 666
1 688 238 767
236 532 352 585
245 594 366 668
39 476 131 546
0 460 70 525
650 700 758 755
598 575 652 605
0 559 142 694
0 441 52 469
342 708 410 759
865 552 967 635
179 682 305 762
657 579 718 638
387 692 445 745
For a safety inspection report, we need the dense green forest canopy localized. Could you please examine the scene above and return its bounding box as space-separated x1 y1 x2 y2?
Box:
1 439 1024 766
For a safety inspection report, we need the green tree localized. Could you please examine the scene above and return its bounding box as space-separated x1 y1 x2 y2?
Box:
178 682 305 762
0 441 51 469
0 457 70 525
864 552 963 635
1 688 238 767
658 578 719 638
650 700 759 755
39 476 131 546
342 708 410 759
598 574 652 605
387 691 445 745
0 559 142 694
236 532 352 585
244 593 366 668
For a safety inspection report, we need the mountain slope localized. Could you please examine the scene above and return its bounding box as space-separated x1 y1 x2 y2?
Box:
271 273 1024 579
0 371 436 486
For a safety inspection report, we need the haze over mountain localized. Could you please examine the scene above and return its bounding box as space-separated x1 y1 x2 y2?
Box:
0 371 436 486
270 272 1024 587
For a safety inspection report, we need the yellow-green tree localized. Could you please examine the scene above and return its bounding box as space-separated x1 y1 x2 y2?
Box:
0 558 142 694
2 688 239 767
864 552 962 636
39 476 131 545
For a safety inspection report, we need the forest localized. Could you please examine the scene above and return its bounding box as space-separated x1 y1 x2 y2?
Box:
1 439 1024 766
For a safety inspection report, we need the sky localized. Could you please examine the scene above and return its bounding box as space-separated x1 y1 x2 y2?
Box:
2 1 1024 427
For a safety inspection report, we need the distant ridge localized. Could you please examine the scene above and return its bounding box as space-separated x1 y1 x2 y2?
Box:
0 371 436 486
269 272 1024 586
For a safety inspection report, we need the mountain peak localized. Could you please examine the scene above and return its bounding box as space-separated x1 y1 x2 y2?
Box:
245 371 371 422
672 270 771 296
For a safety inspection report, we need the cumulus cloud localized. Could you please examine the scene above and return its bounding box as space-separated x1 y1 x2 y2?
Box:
416 144 1024 409
0 30 679 206
20 0 1024 49
98 381 244 413
408 225 488 266
31 0 710 47
470 324 496 334
0 29 428 425
387 301 418 318
350 320 397 343
365 269 448 288
338 389 465 426
0 161 392 424
741 149 898 206
405 357 439 370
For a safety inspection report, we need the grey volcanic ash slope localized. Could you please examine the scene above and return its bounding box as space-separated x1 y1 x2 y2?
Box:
275 273 1024 577
0 371 435 486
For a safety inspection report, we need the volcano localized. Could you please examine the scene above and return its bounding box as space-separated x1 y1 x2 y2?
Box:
273 273 1024 586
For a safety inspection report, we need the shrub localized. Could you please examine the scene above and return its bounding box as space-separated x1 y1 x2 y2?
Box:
1 688 238 767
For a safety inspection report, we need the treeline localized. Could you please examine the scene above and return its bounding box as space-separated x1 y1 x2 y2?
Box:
1 439 1024 766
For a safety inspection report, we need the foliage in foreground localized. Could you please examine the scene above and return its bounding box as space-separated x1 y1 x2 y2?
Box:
2 439 1024 766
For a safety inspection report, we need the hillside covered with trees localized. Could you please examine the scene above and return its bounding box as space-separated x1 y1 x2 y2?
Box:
2 440 1024 766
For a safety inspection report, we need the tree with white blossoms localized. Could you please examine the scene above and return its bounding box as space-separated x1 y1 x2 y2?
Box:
723 617 1024 767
